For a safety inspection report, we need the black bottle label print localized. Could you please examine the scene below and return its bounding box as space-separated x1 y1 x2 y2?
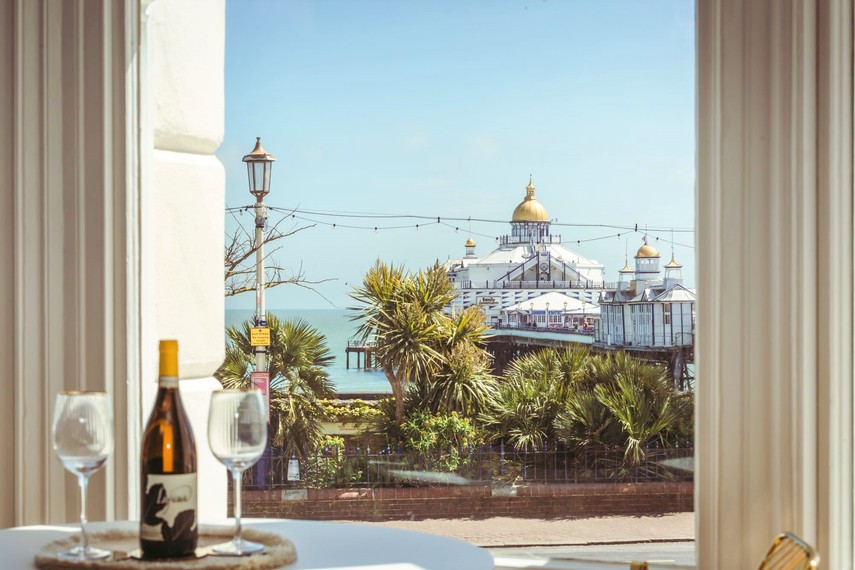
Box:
141 473 197 542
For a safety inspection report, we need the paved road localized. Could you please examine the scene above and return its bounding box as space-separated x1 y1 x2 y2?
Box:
491 542 696 566
362 512 695 548
355 514 697 567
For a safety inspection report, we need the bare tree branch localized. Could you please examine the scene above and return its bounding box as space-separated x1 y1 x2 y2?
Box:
224 210 338 302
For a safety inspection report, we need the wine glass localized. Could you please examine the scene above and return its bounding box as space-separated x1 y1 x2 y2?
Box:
207 389 267 555
51 391 114 561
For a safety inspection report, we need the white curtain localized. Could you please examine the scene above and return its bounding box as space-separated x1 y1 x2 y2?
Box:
696 0 853 567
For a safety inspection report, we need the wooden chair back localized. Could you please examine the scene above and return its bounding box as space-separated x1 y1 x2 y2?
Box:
757 532 819 570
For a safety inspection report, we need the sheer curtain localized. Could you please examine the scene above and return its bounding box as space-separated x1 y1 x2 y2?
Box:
696 0 853 567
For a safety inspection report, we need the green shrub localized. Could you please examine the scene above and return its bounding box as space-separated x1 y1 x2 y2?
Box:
304 435 366 488
319 399 382 422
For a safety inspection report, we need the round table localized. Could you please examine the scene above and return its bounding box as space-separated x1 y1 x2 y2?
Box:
0 519 495 569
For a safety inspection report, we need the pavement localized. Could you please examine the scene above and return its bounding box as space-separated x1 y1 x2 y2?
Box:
357 512 695 548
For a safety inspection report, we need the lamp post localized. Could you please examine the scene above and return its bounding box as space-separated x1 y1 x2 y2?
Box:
243 137 276 488
563 301 568 328
529 302 534 327
243 137 276 373
545 302 550 328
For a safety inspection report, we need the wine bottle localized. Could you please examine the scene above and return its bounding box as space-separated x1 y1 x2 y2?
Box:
140 340 198 558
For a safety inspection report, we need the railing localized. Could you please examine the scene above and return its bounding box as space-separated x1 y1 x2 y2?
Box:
456 280 609 290
594 331 695 348
493 323 596 335
346 340 376 348
498 235 563 246
244 442 694 490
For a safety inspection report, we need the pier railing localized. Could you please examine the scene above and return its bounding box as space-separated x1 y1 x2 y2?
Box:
455 280 614 290
243 442 694 490
593 331 695 348
493 323 596 335
345 340 376 369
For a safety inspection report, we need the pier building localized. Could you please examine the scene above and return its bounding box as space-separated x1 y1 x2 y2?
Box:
595 239 695 350
445 176 608 325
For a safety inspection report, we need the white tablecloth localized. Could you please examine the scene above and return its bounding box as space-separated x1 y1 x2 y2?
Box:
0 519 495 570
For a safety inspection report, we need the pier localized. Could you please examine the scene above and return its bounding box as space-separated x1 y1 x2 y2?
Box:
345 340 376 369
486 326 694 390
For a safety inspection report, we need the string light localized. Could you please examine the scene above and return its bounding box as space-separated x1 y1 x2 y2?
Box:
226 205 694 233
225 205 695 249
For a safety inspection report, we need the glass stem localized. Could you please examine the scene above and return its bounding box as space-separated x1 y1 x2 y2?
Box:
233 468 244 546
77 473 90 555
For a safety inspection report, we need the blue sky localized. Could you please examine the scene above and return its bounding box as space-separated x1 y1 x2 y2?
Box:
219 0 695 310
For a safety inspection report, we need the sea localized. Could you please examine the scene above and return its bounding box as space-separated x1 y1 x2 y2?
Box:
224 309 391 394
224 309 696 393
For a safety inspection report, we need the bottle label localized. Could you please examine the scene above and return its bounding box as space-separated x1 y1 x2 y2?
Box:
141 473 197 542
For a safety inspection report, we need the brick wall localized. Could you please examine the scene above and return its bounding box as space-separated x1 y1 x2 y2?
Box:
232 482 693 521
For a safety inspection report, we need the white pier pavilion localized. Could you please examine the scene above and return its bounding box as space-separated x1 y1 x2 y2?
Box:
446 177 607 324
595 239 695 348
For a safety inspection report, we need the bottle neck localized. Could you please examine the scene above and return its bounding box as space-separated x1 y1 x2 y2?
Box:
158 375 179 389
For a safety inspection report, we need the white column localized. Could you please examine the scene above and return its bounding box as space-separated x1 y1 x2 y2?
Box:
696 0 853 567
148 0 227 522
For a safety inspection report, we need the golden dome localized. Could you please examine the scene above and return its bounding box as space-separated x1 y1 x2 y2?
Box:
511 175 549 222
619 259 634 273
465 238 476 247
635 240 660 258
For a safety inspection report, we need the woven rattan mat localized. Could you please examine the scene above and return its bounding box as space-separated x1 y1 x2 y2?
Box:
34 526 296 570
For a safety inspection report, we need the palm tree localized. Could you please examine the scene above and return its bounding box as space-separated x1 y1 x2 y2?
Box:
553 391 622 451
479 373 559 450
215 314 335 459
411 306 497 417
480 347 592 449
350 260 456 423
594 373 681 465
554 351 693 465
417 341 497 418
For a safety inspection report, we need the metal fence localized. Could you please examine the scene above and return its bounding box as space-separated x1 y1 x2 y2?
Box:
243 442 694 490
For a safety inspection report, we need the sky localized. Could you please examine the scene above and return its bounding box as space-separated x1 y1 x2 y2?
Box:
219 0 695 311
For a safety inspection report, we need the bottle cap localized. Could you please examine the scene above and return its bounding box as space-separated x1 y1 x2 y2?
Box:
159 340 179 377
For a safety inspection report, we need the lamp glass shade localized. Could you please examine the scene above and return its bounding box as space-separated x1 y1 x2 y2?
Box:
242 137 276 198
247 160 273 198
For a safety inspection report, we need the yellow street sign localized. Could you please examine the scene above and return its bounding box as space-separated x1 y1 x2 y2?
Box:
250 327 271 347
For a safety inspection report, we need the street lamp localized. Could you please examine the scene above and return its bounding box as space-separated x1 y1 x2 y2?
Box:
244 136 276 200
243 137 276 487
529 302 534 327
242 137 276 374
545 302 550 328
563 301 568 328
